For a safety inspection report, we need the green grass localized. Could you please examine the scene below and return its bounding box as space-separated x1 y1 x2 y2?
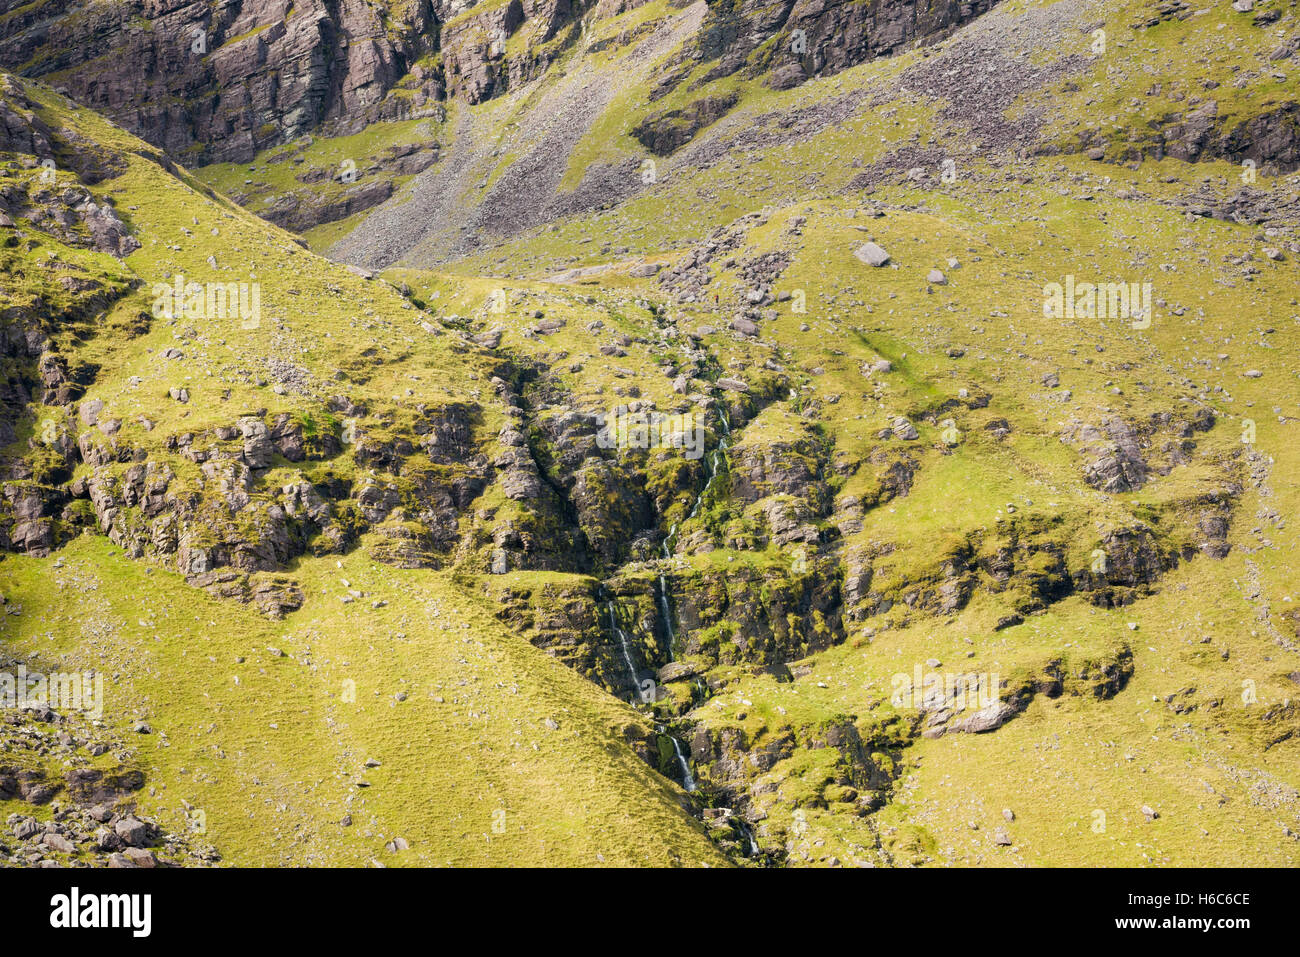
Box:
5 0 1300 868
0 537 727 865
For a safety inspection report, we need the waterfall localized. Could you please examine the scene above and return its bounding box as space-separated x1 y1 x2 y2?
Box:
657 724 696 792
657 406 733 675
657 574 677 659
660 522 679 660
607 600 649 704
687 445 725 520
737 819 760 858
670 734 695 792
661 522 677 558
635 405 733 796
687 406 731 520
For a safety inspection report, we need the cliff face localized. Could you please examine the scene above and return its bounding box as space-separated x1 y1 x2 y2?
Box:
0 0 580 163
0 0 1000 166
439 0 577 104
0 0 443 164
691 0 1000 90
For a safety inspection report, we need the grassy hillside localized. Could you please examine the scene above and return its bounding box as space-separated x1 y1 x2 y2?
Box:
0 79 726 867
3 0 1299 869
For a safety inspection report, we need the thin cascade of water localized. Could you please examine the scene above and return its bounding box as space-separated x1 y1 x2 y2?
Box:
607 600 649 703
687 406 731 520
687 446 723 520
738 820 760 858
657 574 677 659
655 723 696 792
659 407 733 667
661 522 678 558
670 735 695 792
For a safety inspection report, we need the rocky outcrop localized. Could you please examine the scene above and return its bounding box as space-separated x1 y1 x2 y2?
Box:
914 643 1134 741
0 75 53 155
848 489 1230 628
661 557 845 667
728 430 832 514
631 92 739 156
689 709 908 860
687 0 1001 92
532 406 656 567
0 697 218 867
1083 98 1300 175
0 382 492 612
1063 409 1214 495
0 170 139 257
439 0 526 104
259 175 395 233
1073 524 1181 608
1168 99 1300 174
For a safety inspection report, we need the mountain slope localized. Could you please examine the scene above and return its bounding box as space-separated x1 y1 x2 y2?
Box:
1 0 1299 870
0 75 726 866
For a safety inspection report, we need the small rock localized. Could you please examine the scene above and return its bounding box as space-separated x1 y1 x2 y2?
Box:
891 417 919 441
122 847 157 867
854 242 890 267
41 832 75 853
113 817 150 848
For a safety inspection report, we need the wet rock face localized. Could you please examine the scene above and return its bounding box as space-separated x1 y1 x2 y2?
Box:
489 576 644 697
488 560 846 698
688 713 902 847
667 559 846 667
